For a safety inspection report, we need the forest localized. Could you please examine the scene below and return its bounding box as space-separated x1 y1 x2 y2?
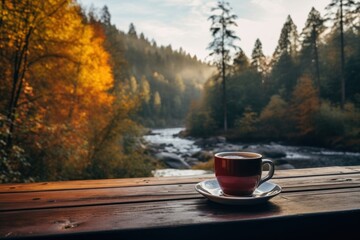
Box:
187 2 360 152
0 0 359 183
0 0 212 183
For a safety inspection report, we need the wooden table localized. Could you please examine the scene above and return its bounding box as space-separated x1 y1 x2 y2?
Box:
1 166 360 239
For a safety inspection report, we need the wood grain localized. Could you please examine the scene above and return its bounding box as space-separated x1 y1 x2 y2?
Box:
1 173 360 211
1 166 359 193
0 166 359 240
1 189 359 239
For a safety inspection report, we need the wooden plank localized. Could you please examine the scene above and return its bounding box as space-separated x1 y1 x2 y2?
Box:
345 166 360 172
1 173 360 212
274 165 360 178
0 175 213 193
0 184 198 212
274 172 360 191
1 189 359 239
0 166 359 193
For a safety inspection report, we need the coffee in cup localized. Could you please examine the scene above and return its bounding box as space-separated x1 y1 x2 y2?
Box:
214 152 275 196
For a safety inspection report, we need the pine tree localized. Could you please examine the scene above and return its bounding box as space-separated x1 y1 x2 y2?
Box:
128 23 137 38
233 49 249 74
100 5 111 26
208 0 240 131
300 7 325 96
251 38 266 74
273 15 299 62
326 0 358 109
270 15 300 99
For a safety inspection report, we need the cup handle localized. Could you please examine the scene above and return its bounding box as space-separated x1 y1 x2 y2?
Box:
259 159 275 186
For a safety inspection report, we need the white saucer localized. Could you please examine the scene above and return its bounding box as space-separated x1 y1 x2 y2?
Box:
195 179 281 205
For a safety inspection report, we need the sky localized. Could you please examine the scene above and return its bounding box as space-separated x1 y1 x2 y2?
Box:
79 0 330 61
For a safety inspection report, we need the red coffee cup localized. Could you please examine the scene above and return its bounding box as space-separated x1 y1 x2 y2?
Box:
214 152 275 196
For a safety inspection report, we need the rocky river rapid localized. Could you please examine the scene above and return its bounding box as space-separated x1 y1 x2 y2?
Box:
144 128 360 177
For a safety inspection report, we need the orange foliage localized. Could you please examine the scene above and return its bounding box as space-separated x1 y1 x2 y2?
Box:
0 1 142 181
291 75 320 136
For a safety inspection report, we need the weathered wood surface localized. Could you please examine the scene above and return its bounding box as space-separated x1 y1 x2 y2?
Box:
1 166 360 239
1 166 358 193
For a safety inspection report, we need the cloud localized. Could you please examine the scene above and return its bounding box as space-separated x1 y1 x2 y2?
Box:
250 0 286 14
236 18 283 57
79 0 329 61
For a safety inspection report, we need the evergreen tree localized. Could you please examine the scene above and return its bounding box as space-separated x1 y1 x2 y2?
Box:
233 49 249 74
273 15 299 62
128 22 137 38
100 5 111 26
208 0 240 131
251 38 267 74
270 15 300 99
300 7 325 96
326 0 358 109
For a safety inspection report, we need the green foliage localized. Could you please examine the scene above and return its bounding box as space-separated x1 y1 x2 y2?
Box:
186 102 217 137
251 39 267 74
269 53 300 100
234 107 259 137
1 2 360 183
258 95 289 138
208 1 240 67
314 102 360 149
0 114 32 183
85 138 156 180
314 102 346 138
272 15 299 61
208 0 240 131
186 5 359 151
105 23 214 127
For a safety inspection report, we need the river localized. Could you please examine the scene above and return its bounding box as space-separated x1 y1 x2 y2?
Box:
144 128 360 176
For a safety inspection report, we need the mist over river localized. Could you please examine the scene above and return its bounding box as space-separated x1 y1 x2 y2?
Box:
144 128 360 177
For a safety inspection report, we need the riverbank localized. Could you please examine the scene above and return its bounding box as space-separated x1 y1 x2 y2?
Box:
144 128 360 177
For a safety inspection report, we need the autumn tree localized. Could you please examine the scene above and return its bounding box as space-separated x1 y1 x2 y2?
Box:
28 4 115 180
290 76 320 137
208 0 240 131
153 91 162 113
0 0 76 181
0 1 154 182
0 0 70 151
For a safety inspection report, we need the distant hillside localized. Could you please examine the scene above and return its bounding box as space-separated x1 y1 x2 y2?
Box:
101 21 215 127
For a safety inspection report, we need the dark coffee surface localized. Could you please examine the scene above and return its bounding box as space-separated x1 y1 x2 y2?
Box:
214 157 262 176
216 152 261 160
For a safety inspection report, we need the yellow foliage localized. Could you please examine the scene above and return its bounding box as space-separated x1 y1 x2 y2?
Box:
1 0 142 181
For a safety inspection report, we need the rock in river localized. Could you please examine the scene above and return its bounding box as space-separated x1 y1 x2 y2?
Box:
155 152 191 169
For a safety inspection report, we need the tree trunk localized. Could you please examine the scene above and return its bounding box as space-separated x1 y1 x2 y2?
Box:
221 16 227 132
340 0 346 109
312 24 321 100
222 56 227 132
6 26 32 150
